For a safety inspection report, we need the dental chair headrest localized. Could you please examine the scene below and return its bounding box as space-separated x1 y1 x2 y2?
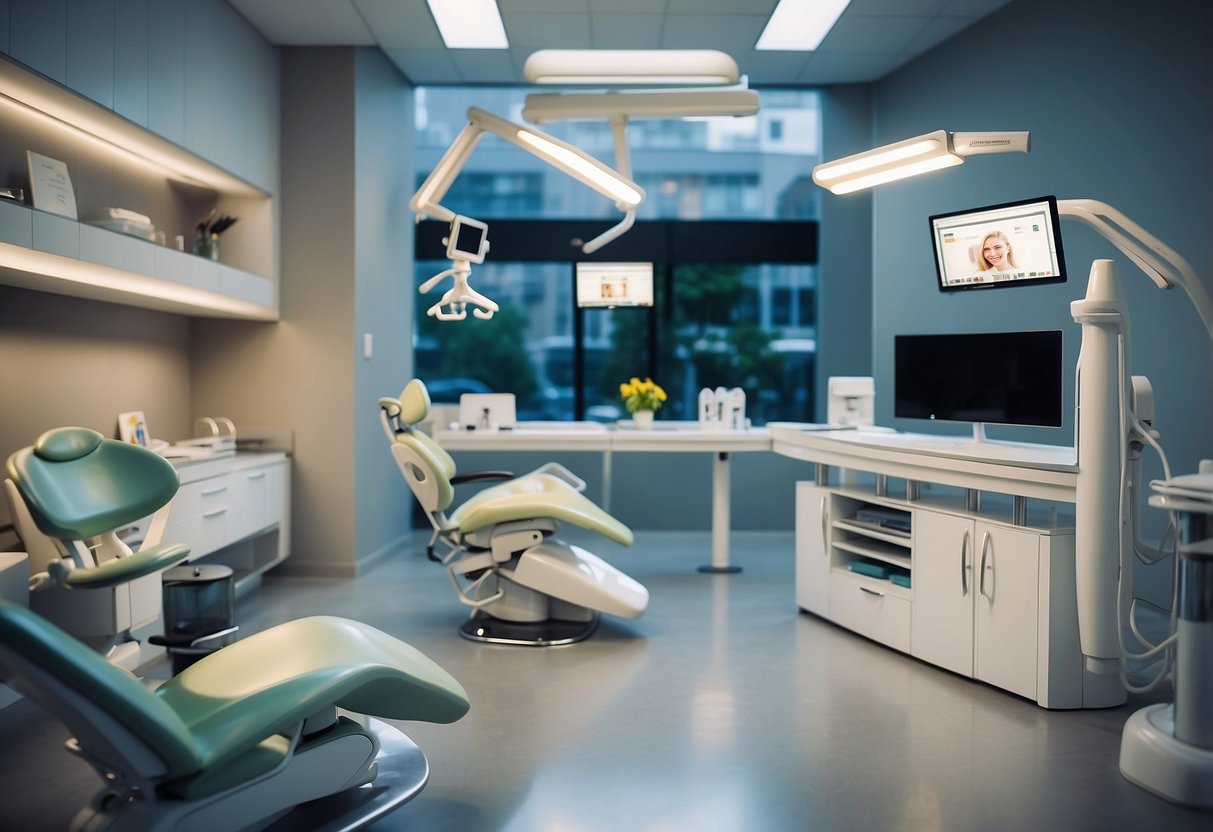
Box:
34 427 104 461
399 380 431 426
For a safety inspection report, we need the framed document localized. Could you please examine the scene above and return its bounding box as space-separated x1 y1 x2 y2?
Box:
27 151 78 219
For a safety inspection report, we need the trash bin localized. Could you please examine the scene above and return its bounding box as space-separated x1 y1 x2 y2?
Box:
149 564 238 675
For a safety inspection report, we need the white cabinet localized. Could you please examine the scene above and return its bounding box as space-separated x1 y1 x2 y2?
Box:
795 480 1110 709
164 453 290 588
795 482 831 617
911 510 975 677
973 522 1040 701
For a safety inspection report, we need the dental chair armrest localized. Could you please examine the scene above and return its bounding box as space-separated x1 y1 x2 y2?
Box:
451 470 516 486
157 616 470 770
528 462 586 492
62 542 191 589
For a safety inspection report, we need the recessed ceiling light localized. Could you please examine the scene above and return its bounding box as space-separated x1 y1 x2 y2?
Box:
426 0 509 50
756 0 851 52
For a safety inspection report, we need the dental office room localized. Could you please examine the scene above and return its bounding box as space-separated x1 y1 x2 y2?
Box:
0 0 1211 829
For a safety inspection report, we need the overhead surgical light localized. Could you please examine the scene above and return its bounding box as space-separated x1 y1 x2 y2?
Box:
409 106 644 320
811 130 1030 194
522 86 759 253
524 49 740 86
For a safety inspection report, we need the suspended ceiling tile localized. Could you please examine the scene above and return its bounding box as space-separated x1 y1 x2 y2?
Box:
741 51 813 86
590 15 664 49
666 0 777 13
449 49 522 84
383 47 462 85
796 52 899 85
902 15 981 55
501 0 590 12
504 13 592 48
660 14 770 50
817 15 932 54
354 0 444 50
227 0 376 44
589 0 666 13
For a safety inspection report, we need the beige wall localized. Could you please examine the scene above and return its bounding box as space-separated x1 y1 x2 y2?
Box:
0 285 192 527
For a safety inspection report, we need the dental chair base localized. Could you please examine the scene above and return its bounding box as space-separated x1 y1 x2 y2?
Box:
452 540 648 646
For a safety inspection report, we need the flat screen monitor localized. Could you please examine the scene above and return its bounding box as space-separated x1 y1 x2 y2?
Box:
929 196 1066 292
576 262 654 308
894 330 1064 428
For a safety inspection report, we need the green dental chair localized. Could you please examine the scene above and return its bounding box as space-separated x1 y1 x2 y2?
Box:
3 427 193 669
0 427 471 830
380 379 649 646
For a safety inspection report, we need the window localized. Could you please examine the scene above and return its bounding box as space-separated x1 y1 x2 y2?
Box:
413 87 823 424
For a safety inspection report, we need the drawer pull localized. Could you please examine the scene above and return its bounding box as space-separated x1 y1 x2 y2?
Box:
201 486 229 497
246 471 267 480
859 586 884 598
203 508 228 519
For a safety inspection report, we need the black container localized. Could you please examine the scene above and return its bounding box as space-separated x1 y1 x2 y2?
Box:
149 564 238 675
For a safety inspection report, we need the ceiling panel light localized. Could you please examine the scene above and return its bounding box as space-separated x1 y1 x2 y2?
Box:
426 0 508 49
756 0 851 52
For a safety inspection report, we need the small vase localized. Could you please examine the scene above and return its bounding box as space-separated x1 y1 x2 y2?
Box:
633 409 654 430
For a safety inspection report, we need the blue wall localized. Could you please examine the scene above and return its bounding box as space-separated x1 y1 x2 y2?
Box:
867 0 1211 464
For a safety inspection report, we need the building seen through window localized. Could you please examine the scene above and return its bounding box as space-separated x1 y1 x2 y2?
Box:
412 87 822 424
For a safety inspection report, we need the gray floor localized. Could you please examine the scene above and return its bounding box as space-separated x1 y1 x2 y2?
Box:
1 529 1209 830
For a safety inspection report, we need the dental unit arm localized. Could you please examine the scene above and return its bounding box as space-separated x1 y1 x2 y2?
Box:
409 107 644 320
1062 199 1213 682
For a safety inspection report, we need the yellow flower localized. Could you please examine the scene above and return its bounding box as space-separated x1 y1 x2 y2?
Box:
620 376 666 414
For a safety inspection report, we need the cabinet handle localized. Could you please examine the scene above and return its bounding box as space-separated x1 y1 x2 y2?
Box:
246 471 267 480
202 486 228 496
979 531 993 601
859 586 884 598
819 496 830 557
203 508 228 519
961 528 971 596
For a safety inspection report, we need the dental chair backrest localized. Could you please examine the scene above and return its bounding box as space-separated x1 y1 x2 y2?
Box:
379 379 457 518
8 427 179 545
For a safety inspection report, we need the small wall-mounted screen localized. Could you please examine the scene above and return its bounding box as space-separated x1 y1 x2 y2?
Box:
930 196 1066 292
894 330 1064 428
576 262 654 308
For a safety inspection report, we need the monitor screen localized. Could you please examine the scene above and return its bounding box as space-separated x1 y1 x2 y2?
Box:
929 196 1066 292
576 262 654 308
894 330 1064 428
446 215 489 264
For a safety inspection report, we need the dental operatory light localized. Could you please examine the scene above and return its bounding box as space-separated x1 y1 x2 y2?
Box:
811 130 1031 194
523 49 741 86
756 0 852 52
409 107 644 320
522 85 759 252
425 0 508 49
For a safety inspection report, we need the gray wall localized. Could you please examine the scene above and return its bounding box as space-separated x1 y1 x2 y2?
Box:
193 47 415 577
866 0 1212 596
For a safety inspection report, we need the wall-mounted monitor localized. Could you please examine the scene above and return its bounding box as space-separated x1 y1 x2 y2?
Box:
576 261 654 309
894 330 1064 428
929 196 1066 292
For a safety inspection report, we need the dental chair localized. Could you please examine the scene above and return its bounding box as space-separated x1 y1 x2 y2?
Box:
4 427 194 670
380 379 649 645
0 426 471 831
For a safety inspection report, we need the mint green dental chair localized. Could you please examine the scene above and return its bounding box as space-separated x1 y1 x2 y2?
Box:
380 379 649 646
4 427 193 669
0 427 471 830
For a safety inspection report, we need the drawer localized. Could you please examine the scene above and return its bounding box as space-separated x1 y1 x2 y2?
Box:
829 571 912 654
231 464 286 541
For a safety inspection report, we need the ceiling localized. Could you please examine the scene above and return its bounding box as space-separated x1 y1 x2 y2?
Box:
227 0 1014 87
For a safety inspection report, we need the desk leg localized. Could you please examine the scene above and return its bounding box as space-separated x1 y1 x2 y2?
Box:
699 451 742 574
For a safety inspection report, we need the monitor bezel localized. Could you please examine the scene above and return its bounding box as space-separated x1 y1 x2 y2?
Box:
929 195 1067 293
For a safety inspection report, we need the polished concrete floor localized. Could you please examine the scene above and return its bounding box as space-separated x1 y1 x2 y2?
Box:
1 529 1210 830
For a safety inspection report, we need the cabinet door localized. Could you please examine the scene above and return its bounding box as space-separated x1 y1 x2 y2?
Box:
911 509 975 677
795 482 831 616
974 523 1039 700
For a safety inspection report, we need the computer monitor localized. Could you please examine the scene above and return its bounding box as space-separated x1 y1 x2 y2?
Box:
894 330 1064 428
576 262 654 308
929 196 1066 292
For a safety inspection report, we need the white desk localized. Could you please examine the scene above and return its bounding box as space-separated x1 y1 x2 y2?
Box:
436 422 772 573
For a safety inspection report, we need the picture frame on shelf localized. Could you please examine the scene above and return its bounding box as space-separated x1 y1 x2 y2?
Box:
26 151 78 219
117 411 150 448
